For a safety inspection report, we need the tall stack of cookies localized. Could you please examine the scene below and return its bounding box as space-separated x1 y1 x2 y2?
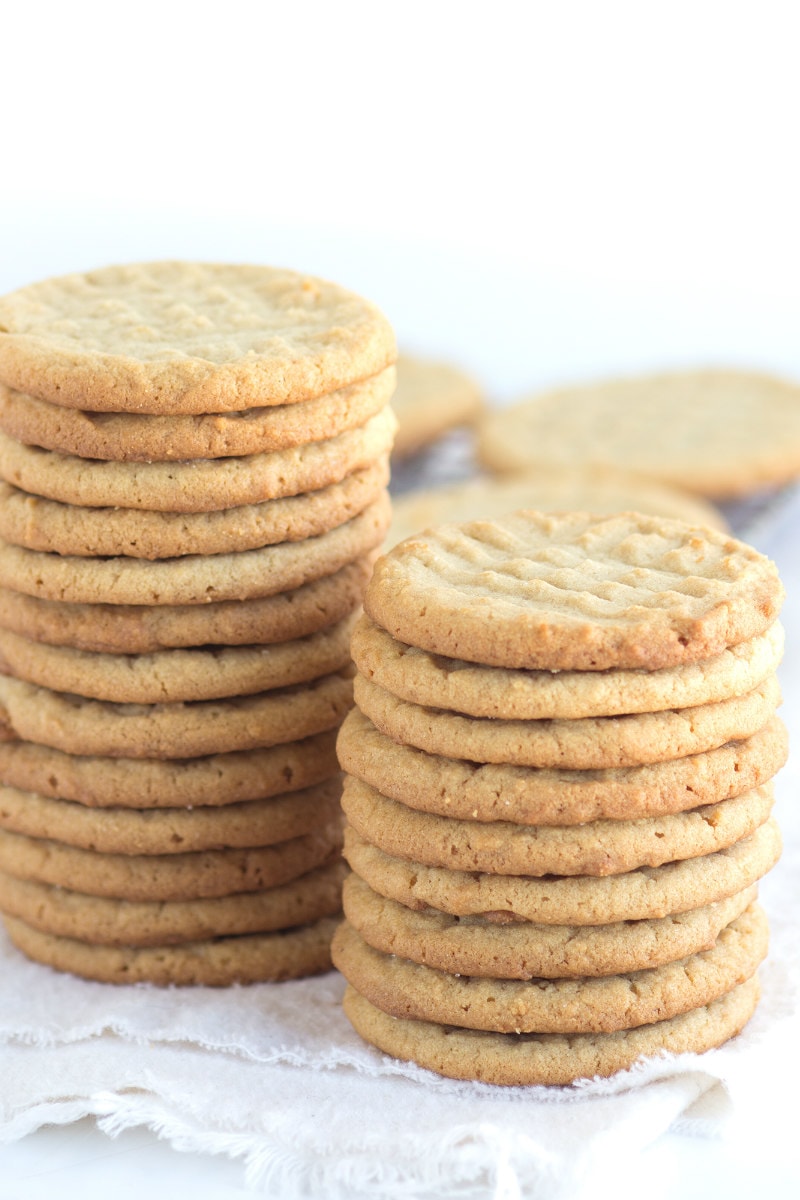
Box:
335 511 787 1084
0 261 396 985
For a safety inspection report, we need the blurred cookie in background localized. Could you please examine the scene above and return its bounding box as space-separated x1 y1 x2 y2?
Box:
387 465 727 549
391 353 483 459
476 369 800 499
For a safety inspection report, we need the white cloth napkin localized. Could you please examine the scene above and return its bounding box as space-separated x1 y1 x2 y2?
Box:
0 500 797 1199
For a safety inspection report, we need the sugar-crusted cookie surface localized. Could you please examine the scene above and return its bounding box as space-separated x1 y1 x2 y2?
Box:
364 511 784 671
0 262 396 413
477 369 800 498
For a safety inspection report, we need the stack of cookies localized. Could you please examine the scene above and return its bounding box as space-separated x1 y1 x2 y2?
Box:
0 261 396 985
335 511 787 1084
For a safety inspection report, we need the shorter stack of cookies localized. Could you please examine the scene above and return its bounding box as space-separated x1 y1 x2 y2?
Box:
0 261 396 985
334 511 786 1084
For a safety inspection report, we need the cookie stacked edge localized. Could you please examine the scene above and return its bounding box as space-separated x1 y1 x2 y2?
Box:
334 510 786 1085
0 260 397 985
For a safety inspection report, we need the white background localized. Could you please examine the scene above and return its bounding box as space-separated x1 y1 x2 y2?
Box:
3 0 800 400
1 2 800 1196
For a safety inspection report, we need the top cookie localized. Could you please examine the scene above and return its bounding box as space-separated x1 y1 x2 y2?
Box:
364 510 784 671
476 369 800 498
0 262 396 414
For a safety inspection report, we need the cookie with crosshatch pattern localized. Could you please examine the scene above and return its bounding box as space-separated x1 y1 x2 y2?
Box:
363 510 783 672
0 261 396 413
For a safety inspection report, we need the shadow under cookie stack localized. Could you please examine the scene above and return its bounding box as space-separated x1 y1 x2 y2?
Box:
0 261 396 985
335 510 787 1084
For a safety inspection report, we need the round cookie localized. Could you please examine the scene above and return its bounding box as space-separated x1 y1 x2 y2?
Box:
387 466 728 548
0 776 343 854
343 819 782 925
0 819 342 901
353 673 781 769
0 859 346 946
0 730 340 809
337 711 789 824
342 873 759 980
0 669 354 758
0 407 396 512
476 370 800 499
0 616 357 704
342 976 761 1085
0 557 374 653
341 778 774 878
0 366 395 460
351 616 784 720
364 511 784 671
0 492 390 605
3 912 341 985
333 905 767 1033
0 458 389 558
0 262 396 414
390 353 483 458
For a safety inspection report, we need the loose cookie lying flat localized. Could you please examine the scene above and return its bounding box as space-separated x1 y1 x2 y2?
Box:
337 711 788 823
476 369 800 498
390 354 483 458
387 466 727 548
342 976 761 1085
364 511 783 671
